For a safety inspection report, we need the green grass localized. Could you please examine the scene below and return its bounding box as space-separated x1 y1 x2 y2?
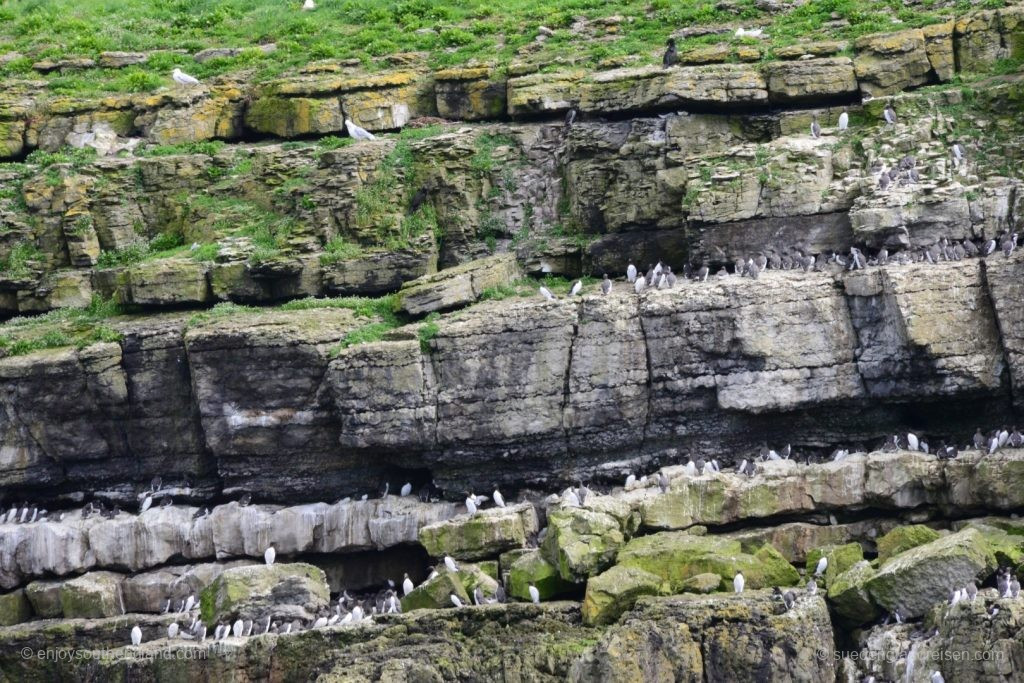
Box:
0 0 1001 97
0 242 45 279
0 294 125 357
136 140 226 157
417 312 440 352
319 236 364 265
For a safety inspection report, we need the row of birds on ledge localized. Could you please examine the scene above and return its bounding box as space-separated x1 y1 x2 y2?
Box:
3 420 1022 528
539 230 1020 300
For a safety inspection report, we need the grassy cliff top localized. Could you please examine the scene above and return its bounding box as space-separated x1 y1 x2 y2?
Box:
0 0 1010 96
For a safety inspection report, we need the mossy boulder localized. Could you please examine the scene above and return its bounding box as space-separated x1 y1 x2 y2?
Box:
827 560 879 624
508 549 576 601
401 569 470 611
397 253 520 317
59 571 124 619
582 565 668 626
681 572 722 594
199 562 328 625
419 502 539 561
541 507 625 583
615 531 799 592
0 588 32 626
25 580 63 618
865 527 999 618
805 542 865 587
876 525 941 562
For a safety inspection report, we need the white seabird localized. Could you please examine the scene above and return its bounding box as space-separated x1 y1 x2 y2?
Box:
444 556 459 573
626 264 637 283
734 572 745 593
232 619 244 638
131 624 142 646
403 573 414 596
345 118 376 141
450 592 464 608
302 0 316 9
493 489 506 508
264 546 276 566
814 556 828 577
400 482 413 497
465 495 478 516
171 68 200 87
838 111 849 131
539 286 556 301
528 583 540 604
569 280 582 296
167 622 179 639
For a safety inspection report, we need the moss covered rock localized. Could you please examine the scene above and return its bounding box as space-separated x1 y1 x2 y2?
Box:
827 560 879 624
805 542 865 587
541 507 625 583
582 565 667 626
507 549 576 601
401 568 470 611
681 572 724 594
25 580 62 618
59 571 124 619
0 588 32 625
199 562 328 625
865 527 999 618
876 525 941 562
615 531 799 592
418 502 539 561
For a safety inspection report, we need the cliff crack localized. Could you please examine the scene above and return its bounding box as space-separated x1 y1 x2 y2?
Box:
978 257 1017 407
638 300 654 452
560 303 580 457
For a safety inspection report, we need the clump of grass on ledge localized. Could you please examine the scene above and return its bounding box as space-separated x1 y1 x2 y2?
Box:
0 294 125 357
319 237 365 265
0 242 45 279
136 141 226 157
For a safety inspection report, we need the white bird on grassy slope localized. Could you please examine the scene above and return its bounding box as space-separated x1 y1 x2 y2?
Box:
735 27 764 38
171 68 200 87
264 546 276 566
345 118 376 141
302 0 316 10
814 556 828 577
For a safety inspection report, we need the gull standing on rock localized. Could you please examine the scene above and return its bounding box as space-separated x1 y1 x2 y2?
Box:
444 556 459 573
345 118 376 141
465 494 478 516
627 264 637 283
529 583 541 604
131 624 142 646
264 546 276 566
172 68 200 87
734 572 745 593
838 110 849 132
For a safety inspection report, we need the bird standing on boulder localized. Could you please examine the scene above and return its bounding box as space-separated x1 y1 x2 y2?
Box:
570 280 582 296
345 118 377 141
450 592 464 608
539 286 556 301
131 624 142 646
662 38 678 68
264 546 276 566
167 622 179 639
734 572 745 593
172 68 200 87
444 556 459 573
814 556 828 577
529 583 541 604
810 115 821 139
403 573 414 596
400 482 412 497
838 110 849 132
601 274 612 295
883 103 897 125
493 489 506 508
626 264 637 283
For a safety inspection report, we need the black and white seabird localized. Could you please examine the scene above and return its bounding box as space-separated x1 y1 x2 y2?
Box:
529 583 541 604
734 572 745 593
601 274 612 295
570 280 582 296
662 38 678 68
810 115 821 139
838 110 849 132
883 103 897 125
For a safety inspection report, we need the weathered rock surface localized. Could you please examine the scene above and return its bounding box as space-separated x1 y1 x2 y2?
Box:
200 562 329 624
419 502 539 561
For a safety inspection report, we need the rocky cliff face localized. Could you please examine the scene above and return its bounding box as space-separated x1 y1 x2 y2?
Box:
2 3 1024 681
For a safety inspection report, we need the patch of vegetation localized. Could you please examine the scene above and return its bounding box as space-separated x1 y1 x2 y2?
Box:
470 133 517 177
319 236 365 265
418 312 440 352
0 0 1008 96
0 242 44 279
333 321 398 352
24 146 97 171
96 243 148 268
187 301 260 325
0 294 125 357
137 141 226 157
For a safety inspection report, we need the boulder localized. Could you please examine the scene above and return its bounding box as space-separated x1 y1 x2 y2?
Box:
572 592 835 682
98 52 148 68
582 565 667 625
541 507 625 583
59 571 125 618
434 67 507 120
199 562 329 625
0 588 32 625
507 549 576 601
121 259 211 306
764 57 858 103
865 528 1000 618
805 542 864 588
396 253 520 316
854 29 933 97
681 572 722 594
321 234 437 296
876 525 941 562
25 581 63 618
615 531 800 592
827 560 879 624
419 502 539 561
400 563 500 611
